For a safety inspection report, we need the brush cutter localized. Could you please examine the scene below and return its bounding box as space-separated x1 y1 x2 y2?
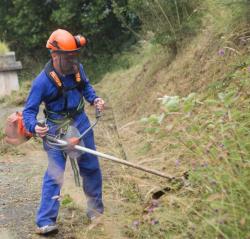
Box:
5 109 175 187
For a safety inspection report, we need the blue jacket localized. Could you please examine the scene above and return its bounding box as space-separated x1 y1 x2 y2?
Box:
23 64 98 134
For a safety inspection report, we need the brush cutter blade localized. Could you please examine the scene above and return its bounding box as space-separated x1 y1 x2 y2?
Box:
63 125 84 158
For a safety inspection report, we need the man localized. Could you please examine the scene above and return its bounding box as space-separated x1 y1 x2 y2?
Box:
23 29 105 235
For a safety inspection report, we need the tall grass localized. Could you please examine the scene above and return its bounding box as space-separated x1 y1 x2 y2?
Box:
139 55 250 238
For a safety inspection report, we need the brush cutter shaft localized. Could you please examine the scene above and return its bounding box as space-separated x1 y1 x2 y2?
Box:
46 135 174 180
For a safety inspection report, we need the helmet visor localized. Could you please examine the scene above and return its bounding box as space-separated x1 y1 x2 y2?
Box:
58 51 80 75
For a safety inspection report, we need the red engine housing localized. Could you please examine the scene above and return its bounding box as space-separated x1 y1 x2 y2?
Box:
4 112 33 145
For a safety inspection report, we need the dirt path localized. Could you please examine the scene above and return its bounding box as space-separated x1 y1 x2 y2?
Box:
0 104 129 239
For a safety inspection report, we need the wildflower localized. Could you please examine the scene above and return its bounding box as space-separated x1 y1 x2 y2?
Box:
239 37 247 45
218 49 225 56
150 219 159 225
147 207 154 213
175 159 180 167
151 199 159 207
132 220 140 228
201 162 208 168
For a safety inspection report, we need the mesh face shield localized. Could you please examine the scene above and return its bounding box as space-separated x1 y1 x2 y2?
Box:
56 51 80 75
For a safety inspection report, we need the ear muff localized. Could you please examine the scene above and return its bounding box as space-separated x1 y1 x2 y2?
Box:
74 35 87 48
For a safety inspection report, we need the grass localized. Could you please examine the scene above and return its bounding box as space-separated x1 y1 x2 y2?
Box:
94 1 250 238
137 55 250 238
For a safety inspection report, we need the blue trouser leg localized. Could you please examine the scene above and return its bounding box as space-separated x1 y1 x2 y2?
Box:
36 149 66 227
36 113 104 225
78 129 104 218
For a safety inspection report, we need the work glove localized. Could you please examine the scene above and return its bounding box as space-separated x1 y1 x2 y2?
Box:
94 97 105 112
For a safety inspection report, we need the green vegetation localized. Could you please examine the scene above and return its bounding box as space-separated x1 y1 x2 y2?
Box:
119 0 203 54
0 0 138 81
61 194 74 206
0 41 9 54
0 0 204 82
96 1 250 238
140 59 250 238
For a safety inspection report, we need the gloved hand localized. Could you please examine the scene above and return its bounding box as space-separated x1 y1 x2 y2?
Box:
35 124 49 138
94 97 105 112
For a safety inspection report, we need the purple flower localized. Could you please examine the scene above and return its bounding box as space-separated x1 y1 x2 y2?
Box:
239 37 247 45
175 160 180 167
201 162 208 168
150 219 159 225
210 180 217 186
247 66 250 73
218 49 225 56
219 143 224 148
152 199 159 207
132 220 140 228
147 207 154 213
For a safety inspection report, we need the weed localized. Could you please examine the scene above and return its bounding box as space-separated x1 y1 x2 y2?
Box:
61 194 74 207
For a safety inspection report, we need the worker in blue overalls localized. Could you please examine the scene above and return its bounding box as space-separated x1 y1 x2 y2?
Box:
23 29 105 235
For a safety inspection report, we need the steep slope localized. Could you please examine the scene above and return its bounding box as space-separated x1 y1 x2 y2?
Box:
97 11 250 239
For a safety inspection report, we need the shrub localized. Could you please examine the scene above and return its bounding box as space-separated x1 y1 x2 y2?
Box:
125 0 203 54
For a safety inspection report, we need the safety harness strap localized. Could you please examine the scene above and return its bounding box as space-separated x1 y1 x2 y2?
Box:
44 60 85 104
44 97 85 124
44 61 85 124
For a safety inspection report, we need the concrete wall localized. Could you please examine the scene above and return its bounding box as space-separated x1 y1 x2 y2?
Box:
0 52 22 97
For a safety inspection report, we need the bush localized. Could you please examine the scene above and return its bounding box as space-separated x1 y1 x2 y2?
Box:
124 0 203 54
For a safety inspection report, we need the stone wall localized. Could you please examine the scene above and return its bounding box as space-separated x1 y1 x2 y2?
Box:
0 52 22 96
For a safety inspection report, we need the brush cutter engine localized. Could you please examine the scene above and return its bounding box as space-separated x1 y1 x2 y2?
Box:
4 112 33 145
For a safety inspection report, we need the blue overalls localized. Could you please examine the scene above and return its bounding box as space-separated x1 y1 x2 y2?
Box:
23 64 104 227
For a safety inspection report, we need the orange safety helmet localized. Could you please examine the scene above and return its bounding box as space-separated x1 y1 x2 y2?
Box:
46 29 87 52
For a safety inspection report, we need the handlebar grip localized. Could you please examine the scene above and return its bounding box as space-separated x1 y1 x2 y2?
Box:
95 108 101 119
37 120 46 127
